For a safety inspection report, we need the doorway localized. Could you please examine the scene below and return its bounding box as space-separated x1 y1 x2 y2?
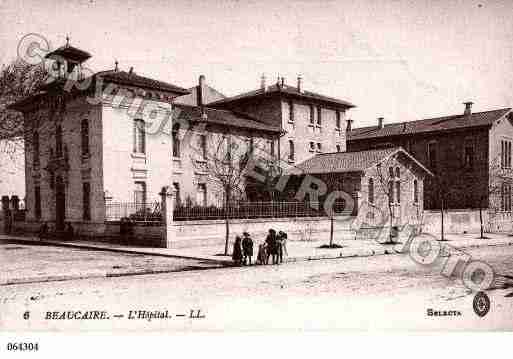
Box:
55 176 66 231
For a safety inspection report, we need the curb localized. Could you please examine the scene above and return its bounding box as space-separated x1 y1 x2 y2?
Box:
3 236 513 285
2 237 232 265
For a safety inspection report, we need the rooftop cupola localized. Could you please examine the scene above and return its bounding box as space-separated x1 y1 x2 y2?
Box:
44 36 92 81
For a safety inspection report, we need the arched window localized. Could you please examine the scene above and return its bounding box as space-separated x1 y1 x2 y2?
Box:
172 124 180 158
55 125 63 157
288 140 295 161
33 130 39 166
368 178 374 204
81 119 89 156
395 167 401 203
413 179 419 204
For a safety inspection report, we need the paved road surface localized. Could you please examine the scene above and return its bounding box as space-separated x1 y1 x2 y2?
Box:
1 245 512 330
0 241 220 285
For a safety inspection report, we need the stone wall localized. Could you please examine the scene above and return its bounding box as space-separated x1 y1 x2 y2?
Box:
170 215 356 249
422 209 512 235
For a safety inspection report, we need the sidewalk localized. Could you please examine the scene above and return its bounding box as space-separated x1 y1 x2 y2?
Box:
3 232 513 265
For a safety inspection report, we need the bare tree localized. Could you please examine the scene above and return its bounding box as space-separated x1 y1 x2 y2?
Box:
479 157 511 239
373 156 413 244
0 59 48 173
190 130 252 255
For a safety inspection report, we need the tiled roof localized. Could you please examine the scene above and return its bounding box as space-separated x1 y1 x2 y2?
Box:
45 45 92 62
173 104 281 133
96 70 190 95
210 83 355 108
287 147 432 176
348 108 512 141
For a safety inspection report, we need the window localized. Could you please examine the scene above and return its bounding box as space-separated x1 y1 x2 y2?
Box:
269 140 275 157
317 107 322 126
224 136 232 162
82 182 91 220
133 119 145 154
309 105 315 124
336 144 341 152
388 180 394 204
395 167 401 203
336 110 341 129
501 140 511 169
413 179 419 204
309 141 315 152
317 143 322 152
171 124 180 158
427 142 437 170
288 101 294 123
34 186 41 219
56 125 63 157
288 140 295 161
49 171 55 189
134 182 146 204
368 178 374 204
81 119 89 156
197 183 207 206
389 167 394 178
172 182 181 205
463 139 474 169
198 134 207 160
33 130 40 166
501 182 512 211
248 137 254 154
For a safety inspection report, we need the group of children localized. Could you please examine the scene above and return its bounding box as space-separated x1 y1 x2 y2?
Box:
232 229 288 266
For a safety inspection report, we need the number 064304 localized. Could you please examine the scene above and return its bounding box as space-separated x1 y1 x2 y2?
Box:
7 342 39 351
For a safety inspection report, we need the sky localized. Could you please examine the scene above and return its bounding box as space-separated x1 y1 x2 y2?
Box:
1 0 512 126
0 0 512 195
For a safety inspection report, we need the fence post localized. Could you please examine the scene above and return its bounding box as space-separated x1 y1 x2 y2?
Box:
2 196 10 234
160 186 175 248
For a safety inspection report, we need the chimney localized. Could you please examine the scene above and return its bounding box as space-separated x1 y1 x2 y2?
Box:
297 74 303 93
197 75 206 107
260 73 267 91
128 66 134 75
281 76 285 88
377 117 384 129
346 118 353 131
463 101 473 116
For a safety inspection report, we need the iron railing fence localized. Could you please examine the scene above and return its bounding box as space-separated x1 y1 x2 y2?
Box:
105 200 351 222
105 201 162 222
172 200 351 221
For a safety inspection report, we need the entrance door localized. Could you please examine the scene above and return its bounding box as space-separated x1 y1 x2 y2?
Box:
55 176 66 231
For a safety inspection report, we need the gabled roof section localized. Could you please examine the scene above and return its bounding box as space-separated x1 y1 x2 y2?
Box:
287 147 433 177
96 70 190 95
210 83 355 108
348 108 512 141
173 104 281 133
174 84 226 106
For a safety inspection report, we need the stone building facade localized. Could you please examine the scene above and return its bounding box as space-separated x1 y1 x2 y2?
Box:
347 104 513 211
9 44 280 235
282 147 431 230
210 76 355 166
